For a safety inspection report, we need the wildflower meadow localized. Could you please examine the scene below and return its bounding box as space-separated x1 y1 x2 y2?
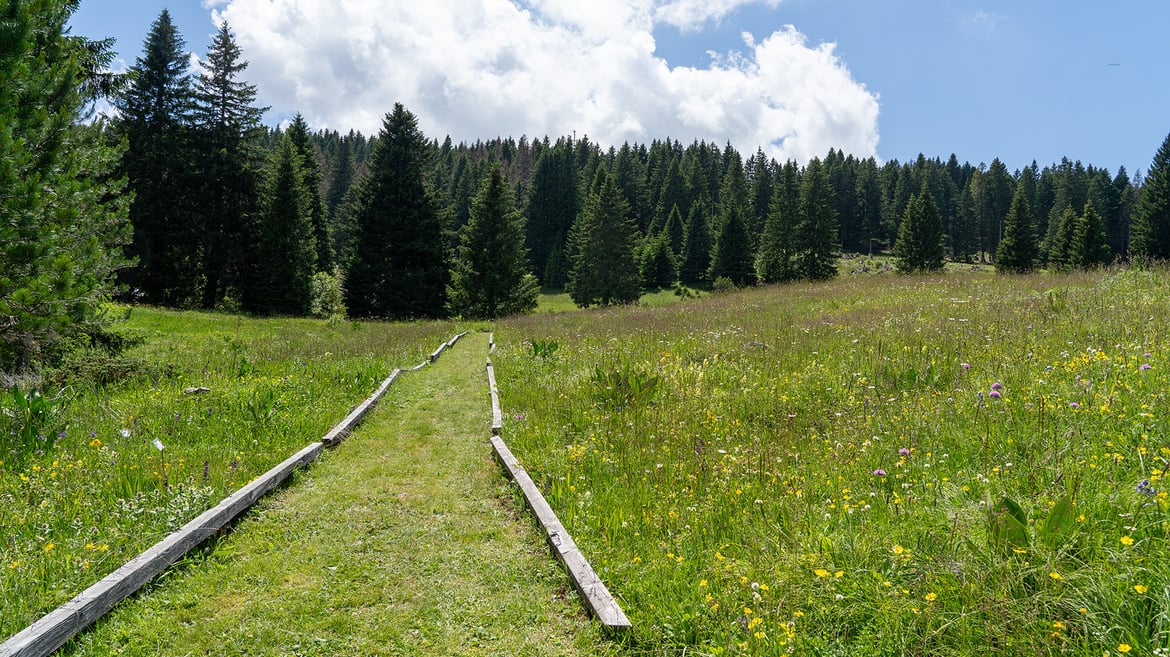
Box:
495 267 1170 656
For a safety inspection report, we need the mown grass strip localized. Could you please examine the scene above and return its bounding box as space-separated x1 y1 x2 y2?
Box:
60 332 615 656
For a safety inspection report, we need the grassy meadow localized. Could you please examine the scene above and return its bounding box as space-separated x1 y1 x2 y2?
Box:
494 267 1170 656
0 308 459 638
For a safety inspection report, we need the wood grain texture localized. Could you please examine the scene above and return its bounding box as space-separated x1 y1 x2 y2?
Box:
485 359 503 435
490 435 631 631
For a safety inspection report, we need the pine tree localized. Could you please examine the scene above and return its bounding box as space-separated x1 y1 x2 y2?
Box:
447 164 539 319
287 114 332 272
893 186 945 273
345 104 448 319
678 200 713 284
250 135 316 315
1047 207 1077 270
756 160 800 283
1070 200 1111 268
1132 132 1170 261
566 169 641 307
708 203 755 286
662 205 685 256
995 185 1038 273
192 21 266 308
115 9 199 306
1 0 131 368
796 158 840 280
526 138 580 287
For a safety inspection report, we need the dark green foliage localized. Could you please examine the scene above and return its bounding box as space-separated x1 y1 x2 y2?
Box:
567 169 642 307
0 0 131 369
192 21 266 308
975 159 1014 260
1132 132 1170 260
708 203 755 286
526 138 580 286
996 184 1038 273
796 158 840 280
345 104 448 319
1047 207 1078 270
114 9 199 306
756 160 800 283
249 135 316 315
591 362 659 410
893 186 945 273
661 205 685 255
287 114 332 272
1069 200 1111 268
447 164 539 319
678 201 713 284
640 234 679 289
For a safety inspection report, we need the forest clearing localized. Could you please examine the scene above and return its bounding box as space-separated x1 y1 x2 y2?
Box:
3 267 1168 655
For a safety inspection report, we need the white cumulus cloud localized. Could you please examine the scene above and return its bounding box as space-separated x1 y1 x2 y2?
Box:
212 0 879 163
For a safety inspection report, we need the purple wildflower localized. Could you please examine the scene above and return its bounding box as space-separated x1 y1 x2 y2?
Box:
1069 402 1079 409
960 363 971 371
899 448 911 457
991 381 1004 391
873 469 887 477
1140 363 1153 371
989 389 1002 399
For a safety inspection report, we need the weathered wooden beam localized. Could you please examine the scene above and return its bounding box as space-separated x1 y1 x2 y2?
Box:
490 435 631 632
321 369 401 446
488 332 495 354
485 359 503 435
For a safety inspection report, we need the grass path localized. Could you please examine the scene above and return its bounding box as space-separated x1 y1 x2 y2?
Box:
63 333 618 656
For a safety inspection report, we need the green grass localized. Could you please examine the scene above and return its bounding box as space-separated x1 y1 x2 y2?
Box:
537 286 703 313
0 308 458 638
496 267 1170 656
62 333 616 656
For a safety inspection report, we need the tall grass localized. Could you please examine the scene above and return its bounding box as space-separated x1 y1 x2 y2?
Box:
0 308 458 638
495 268 1170 655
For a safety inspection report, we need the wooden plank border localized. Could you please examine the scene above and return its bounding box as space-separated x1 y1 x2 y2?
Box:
1 333 466 657
485 358 503 435
490 436 631 632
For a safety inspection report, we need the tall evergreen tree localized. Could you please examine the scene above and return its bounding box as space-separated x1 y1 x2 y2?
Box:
796 158 840 280
1047 207 1078 270
1 0 131 368
192 21 266 308
756 160 800 283
640 233 679 289
250 135 316 315
893 186 945 273
566 169 641 306
287 113 332 272
447 164 539 319
115 9 198 306
526 139 579 287
708 203 755 285
345 104 448 318
679 200 713 284
1132 132 1170 260
996 184 1038 273
1070 200 1111 269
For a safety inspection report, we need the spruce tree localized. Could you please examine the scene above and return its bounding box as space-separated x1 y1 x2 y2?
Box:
1 0 131 368
345 104 448 318
1070 200 1111 268
796 158 840 280
708 203 755 286
756 160 800 283
250 135 316 315
1132 132 1170 261
662 205 685 255
679 200 713 284
893 186 945 273
526 138 580 287
640 233 679 289
115 9 199 306
995 184 1038 273
287 114 333 272
447 164 539 319
192 21 266 308
566 169 641 306
1047 207 1077 270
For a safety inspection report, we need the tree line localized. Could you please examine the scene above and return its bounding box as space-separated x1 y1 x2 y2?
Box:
4 3 1170 371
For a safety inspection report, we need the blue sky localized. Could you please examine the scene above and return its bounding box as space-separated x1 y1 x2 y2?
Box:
70 0 1169 175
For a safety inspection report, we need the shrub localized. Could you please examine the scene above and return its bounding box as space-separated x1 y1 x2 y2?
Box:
310 267 347 319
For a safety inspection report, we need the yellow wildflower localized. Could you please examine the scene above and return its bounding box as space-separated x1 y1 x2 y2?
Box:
1134 584 1148 594
1120 535 1134 546
814 568 830 578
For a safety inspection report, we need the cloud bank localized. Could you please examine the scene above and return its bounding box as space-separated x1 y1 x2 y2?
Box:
212 0 879 163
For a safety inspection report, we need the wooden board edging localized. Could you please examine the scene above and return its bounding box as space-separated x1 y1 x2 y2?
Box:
490 435 631 632
485 359 503 435
321 369 401 445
